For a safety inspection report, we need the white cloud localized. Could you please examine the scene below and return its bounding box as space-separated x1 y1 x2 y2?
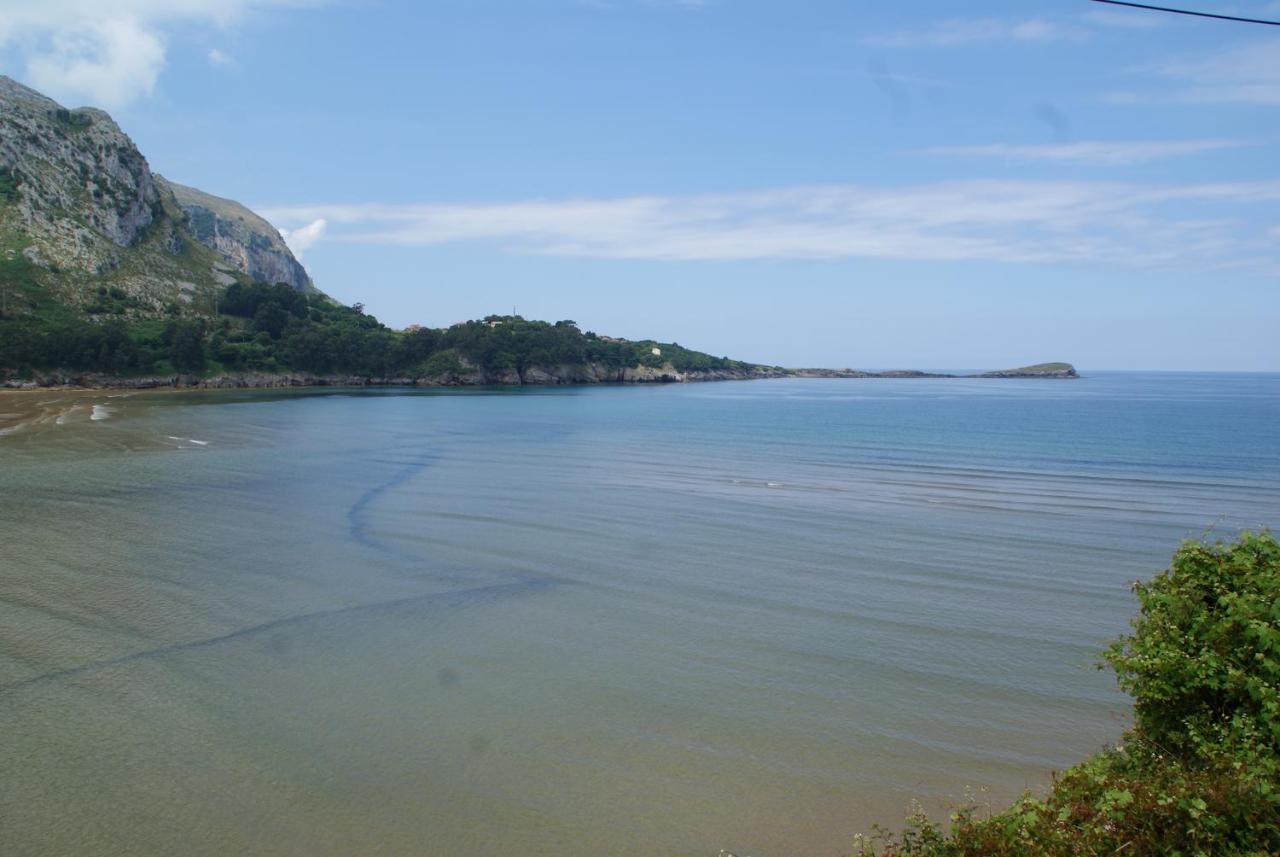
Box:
920 139 1259 166
866 17 1086 47
25 19 165 108
1154 39 1280 105
279 218 326 259
260 180 1280 272
0 1 322 108
207 48 233 66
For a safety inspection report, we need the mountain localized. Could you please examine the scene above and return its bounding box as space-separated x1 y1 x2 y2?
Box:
0 77 1069 389
162 179 314 294
0 75 306 315
0 77 794 389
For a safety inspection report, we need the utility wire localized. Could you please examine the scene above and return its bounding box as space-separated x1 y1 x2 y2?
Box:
1089 0 1280 25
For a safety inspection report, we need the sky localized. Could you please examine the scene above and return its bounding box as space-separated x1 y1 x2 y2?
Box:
1 0 1278 370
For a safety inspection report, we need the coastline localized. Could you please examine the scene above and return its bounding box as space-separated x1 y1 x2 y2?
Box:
0 365 789 392
0 363 1077 393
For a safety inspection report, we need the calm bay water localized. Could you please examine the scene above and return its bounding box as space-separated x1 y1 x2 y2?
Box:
2 374 1278 857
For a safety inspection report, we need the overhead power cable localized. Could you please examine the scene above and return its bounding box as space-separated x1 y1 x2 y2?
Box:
1088 0 1280 25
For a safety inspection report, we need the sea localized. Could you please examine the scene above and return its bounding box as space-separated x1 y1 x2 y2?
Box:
1 373 1277 857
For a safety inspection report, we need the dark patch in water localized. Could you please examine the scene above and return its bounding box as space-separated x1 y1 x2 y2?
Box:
346 450 440 555
0 577 556 696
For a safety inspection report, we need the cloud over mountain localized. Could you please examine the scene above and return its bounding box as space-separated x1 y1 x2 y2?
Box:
0 0 324 107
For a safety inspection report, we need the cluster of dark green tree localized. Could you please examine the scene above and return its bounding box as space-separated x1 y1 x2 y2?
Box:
0 253 226 375
858 531 1280 857
0 166 18 202
0 272 750 379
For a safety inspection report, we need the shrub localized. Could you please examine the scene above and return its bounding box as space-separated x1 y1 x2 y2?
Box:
856 532 1280 857
47 108 93 129
1105 532 1280 761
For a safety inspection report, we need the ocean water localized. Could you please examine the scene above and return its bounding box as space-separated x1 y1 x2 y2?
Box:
1 374 1277 857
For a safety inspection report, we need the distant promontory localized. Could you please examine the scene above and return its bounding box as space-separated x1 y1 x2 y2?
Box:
790 362 1078 380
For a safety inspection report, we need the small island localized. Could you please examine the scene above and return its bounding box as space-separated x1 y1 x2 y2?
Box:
976 362 1078 379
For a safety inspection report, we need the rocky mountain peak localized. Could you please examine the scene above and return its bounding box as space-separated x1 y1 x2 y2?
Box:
0 76 316 312
0 77 165 261
0 76 60 109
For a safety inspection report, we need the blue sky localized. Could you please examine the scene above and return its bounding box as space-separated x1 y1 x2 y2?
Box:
2 0 1278 370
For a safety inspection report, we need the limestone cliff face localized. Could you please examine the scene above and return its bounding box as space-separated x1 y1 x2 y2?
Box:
0 77 179 278
0 76 314 310
163 179 314 294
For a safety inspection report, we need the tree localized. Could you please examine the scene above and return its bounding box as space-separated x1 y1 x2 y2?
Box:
164 319 206 373
253 302 290 339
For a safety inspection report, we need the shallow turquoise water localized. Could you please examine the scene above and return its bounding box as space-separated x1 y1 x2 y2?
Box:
1 374 1277 856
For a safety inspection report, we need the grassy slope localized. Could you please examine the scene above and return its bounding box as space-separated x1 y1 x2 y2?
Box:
1009 362 1074 373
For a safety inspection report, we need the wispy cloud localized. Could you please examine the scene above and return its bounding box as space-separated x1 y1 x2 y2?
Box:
1081 8 1170 29
920 139 1260 166
261 180 1280 272
0 1 325 108
1153 39 1280 105
866 17 1085 47
867 6 1257 50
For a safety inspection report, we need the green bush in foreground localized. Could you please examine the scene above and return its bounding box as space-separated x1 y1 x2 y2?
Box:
857 532 1280 857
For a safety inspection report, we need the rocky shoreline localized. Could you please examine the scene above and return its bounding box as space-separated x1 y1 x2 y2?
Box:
0 362 1078 391
0 363 790 391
